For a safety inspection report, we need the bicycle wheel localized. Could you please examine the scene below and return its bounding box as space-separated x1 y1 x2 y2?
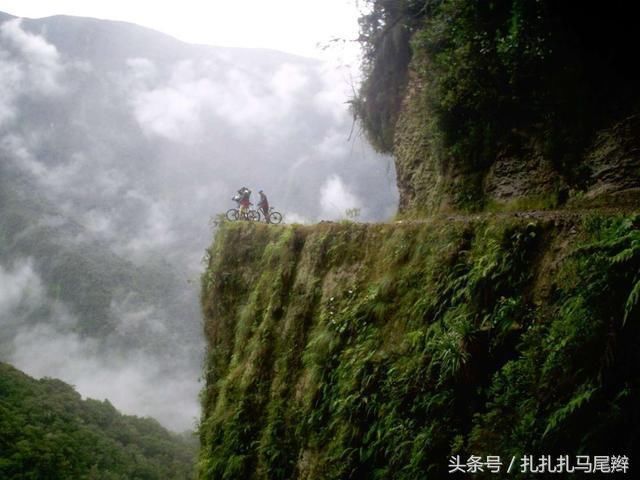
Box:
247 210 260 222
225 208 239 221
269 211 283 224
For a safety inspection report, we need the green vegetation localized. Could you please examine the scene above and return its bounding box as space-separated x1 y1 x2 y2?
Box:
200 217 639 478
353 0 424 152
483 192 562 214
0 363 197 479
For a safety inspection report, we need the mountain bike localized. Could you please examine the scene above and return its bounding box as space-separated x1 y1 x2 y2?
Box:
226 204 259 222
257 207 283 224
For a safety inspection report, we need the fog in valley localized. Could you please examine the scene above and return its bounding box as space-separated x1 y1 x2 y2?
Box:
0 12 397 431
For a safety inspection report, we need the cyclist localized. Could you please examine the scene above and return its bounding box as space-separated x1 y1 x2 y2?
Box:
234 187 252 218
258 190 270 223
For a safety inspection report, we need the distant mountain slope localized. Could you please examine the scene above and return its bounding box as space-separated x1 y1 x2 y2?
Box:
0 159 199 342
0 362 196 479
18 13 315 67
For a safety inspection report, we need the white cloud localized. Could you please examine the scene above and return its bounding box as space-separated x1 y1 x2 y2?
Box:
114 191 177 256
132 83 205 141
0 137 95 196
319 174 362 220
0 259 44 319
0 50 23 124
0 0 361 61
9 322 200 431
126 57 158 83
130 59 316 141
315 129 350 158
0 19 66 127
110 293 167 337
313 62 354 123
270 63 309 98
81 209 114 236
0 19 64 95
283 212 311 224
0 134 35 167
0 257 200 431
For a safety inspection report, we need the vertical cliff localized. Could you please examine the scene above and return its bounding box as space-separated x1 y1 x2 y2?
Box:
199 217 639 478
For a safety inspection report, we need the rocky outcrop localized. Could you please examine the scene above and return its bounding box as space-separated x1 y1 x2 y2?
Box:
582 115 640 199
393 75 640 213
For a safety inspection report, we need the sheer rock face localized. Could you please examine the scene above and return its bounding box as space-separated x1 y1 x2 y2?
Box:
392 70 640 214
582 115 640 198
392 73 445 215
483 115 640 205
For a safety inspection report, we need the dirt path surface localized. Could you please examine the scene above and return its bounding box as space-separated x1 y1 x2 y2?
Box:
391 206 640 226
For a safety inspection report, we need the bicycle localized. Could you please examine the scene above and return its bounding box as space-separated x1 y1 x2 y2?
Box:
256 206 283 224
225 203 260 222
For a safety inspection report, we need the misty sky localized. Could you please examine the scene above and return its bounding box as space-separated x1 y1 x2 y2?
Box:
0 6 397 432
0 0 362 62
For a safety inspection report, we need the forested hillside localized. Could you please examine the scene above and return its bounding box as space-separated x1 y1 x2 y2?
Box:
0 362 197 479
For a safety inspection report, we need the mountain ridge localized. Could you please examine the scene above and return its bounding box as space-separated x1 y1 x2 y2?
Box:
2 10 319 65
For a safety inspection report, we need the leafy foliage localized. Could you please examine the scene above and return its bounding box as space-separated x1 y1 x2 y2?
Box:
0 363 197 479
352 0 428 152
